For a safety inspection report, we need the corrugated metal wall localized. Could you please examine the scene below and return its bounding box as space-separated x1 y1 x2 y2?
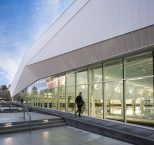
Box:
27 25 154 80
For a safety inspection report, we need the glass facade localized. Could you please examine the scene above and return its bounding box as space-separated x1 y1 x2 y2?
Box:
16 51 154 126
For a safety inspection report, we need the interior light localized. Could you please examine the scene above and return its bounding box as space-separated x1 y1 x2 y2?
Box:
148 92 152 96
43 119 48 123
42 131 49 138
126 108 133 116
126 99 132 104
94 84 98 89
114 86 120 93
81 85 85 89
129 89 133 94
4 137 12 143
5 123 12 127
138 89 143 95
147 88 153 96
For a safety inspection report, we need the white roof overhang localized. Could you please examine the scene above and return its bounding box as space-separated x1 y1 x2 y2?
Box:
10 0 154 97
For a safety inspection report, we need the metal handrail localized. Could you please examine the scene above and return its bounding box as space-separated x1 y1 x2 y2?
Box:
23 104 31 134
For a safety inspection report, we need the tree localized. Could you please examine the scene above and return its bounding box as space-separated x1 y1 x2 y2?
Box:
0 85 11 101
31 86 38 95
0 85 8 90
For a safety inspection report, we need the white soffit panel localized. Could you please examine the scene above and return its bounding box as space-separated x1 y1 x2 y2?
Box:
11 0 154 96
11 67 38 97
24 0 89 65
10 65 25 96
10 0 89 96
29 0 154 65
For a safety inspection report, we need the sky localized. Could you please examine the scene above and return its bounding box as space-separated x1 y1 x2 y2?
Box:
0 0 74 86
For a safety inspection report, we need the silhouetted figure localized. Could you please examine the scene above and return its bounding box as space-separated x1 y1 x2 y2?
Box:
75 92 84 117
21 98 23 104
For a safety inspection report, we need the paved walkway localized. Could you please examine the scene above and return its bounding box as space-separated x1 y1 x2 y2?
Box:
0 112 60 123
27 107 154 144
0 126 133 145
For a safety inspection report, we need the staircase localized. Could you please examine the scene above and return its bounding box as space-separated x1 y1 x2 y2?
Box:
0 118 66 134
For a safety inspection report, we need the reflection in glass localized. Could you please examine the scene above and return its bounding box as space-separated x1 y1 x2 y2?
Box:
125 53 153 78
125 78 154 122
58 75 65 87
104 81 123 120
90 66 102 83
66 72 75 86
58 75 66 111
46 77 58 109
76 85 88 116
66 86 75 113
39 80 47 107
48 89 52 108
30 84 38 106
35 82 40 107
77 70 87 84
46 77 58 88
22 51 154 126
58 87 65 111
43 80 48 107
52 88 58 109
104 60 122 81
89 83 103 118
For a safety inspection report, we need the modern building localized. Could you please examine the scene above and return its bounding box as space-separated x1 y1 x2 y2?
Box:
10 0 154 125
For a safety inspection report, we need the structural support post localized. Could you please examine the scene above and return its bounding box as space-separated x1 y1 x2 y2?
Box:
122 58 126 123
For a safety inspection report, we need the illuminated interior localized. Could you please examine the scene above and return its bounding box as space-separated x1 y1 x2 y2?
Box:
16 51 154 125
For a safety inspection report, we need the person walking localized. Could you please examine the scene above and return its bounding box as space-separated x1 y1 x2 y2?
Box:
75 92 84 117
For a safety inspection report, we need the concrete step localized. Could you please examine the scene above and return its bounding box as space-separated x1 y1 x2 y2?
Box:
0 109 23 113
0 106 24 113
0 118 66 134
0 118 64 127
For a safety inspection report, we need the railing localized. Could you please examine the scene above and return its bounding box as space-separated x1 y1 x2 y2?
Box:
23 105 31 134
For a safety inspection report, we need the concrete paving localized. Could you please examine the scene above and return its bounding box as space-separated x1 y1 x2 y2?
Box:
0 126 133 145
27 106 154 145
0 107 22 110
0 112 60 123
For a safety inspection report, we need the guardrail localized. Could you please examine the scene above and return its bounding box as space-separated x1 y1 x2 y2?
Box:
23 105 31 134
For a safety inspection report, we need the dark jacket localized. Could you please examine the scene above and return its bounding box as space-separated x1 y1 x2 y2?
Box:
75 95 83 107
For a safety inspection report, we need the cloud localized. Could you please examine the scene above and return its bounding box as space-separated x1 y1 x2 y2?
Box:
31 0 75 40
0 0 74 85
0 29 27 85
0 49 23 85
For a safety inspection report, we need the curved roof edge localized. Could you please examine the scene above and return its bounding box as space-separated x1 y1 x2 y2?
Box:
10 0 90 96
10 0 154 97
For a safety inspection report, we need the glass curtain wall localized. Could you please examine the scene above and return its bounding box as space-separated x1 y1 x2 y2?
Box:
27 86 32 105
48 77 58 110
58 75 66 111
42 79 48 108
35 82 39 106
46 78 53 108
89 66 103 118
40 81 45 107
24 51 154 125
104 60 123 121
66 72 75 113
76 69 88 116
125 52 153 123
31 83 38 106
22 88 28 104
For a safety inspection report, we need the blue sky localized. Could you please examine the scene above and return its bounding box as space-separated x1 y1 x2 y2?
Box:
0 0 74 86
